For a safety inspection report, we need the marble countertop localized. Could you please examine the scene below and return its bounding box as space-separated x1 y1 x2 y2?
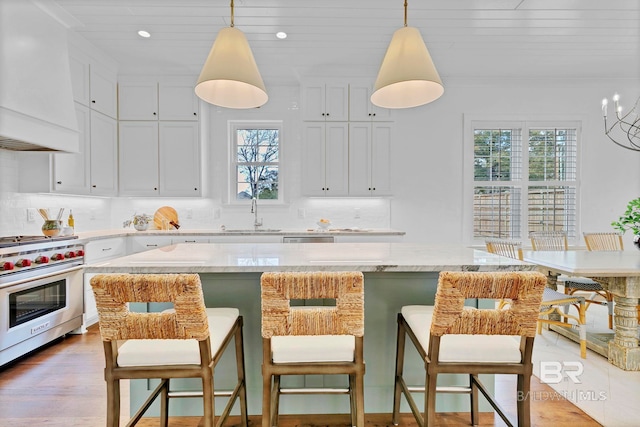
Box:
522 250 640 277
84 242 533 273
75 228 405 242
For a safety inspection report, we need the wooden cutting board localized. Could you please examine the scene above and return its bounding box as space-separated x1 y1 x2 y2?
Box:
154 206 180 229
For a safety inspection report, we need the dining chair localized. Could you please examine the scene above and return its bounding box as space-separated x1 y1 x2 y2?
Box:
392 271 546 427
485 238 587 358
563 232 628 328
261 271 365 427
530 231 614 329
90 273 248 427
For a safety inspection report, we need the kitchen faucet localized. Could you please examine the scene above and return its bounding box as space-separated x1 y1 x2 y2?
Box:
251 197 263 230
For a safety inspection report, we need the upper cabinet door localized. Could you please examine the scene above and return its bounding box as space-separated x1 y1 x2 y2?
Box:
118 82 158 120
89 65 117 119
53 103 91 194
69 55 90 106
118 121 160 196
324 84 349 121
159 82 199 121
301 83 348 121
349 84 393 122
89 111 118 195
159 122 200 196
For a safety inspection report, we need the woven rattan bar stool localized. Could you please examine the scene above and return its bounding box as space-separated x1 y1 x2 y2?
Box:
392 271 546 427
530 231 615 329
260 271 365 427
90 273 248 427
486 238 587 358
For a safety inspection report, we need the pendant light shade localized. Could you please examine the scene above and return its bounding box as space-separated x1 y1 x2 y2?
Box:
371 6 443 109
195 4 268 109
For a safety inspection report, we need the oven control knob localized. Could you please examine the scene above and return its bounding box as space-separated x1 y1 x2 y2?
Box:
65 251 76 258
76 249 85 256
16 259 32 267
35 255 50 264
2 261 15 271
52 253 65 261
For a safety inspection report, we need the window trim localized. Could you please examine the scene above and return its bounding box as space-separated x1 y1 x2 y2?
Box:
227 120 283 205
463 115 584 246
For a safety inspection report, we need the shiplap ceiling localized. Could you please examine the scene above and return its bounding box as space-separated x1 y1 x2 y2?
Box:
53 0 640 86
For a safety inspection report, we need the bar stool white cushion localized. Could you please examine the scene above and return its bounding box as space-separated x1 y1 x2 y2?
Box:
271 335 355 363
401 305 522 363
117 307 239 367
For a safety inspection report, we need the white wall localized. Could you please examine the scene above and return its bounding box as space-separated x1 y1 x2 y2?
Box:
1 78 638 245
389 78 640 246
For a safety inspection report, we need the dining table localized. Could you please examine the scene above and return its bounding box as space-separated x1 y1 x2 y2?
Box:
522 249 640 371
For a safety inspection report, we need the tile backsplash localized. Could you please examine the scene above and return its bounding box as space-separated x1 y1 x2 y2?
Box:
1 150 391 236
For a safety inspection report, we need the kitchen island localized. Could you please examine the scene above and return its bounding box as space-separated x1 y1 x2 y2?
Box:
85 242 534 417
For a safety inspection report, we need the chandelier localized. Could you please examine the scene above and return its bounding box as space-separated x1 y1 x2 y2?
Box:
601 94 640 152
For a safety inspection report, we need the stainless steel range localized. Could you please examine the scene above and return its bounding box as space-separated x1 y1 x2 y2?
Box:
0 235 84 367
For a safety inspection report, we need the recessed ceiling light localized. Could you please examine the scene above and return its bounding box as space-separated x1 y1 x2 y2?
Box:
275 31 287 40
138 30 151 38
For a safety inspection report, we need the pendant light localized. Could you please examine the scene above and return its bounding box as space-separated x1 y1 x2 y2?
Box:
371 0 443 109
195 0 268 109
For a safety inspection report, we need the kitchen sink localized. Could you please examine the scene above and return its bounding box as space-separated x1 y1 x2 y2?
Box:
223 229 282 233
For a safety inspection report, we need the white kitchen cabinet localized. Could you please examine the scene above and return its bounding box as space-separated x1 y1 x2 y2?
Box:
69 54 91 106
68 49 117 119
118 80 199 121
22 105 117 195
158 122 201 196
89 66 118 119
302 122 349 196
53 104 91 194
301 82 349 121
119 121 200 197
89 110 118 195
119 121 160 196
349 84 393 122
83 237 127 329
209 235 282 243
52 106 117 196
128 236 174 254
348 122 393 196
171 236 210 244
159 82 199 121
118 81 158 120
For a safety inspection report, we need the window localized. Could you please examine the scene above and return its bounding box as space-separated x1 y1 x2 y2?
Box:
230 121 281 202
468 120 578 242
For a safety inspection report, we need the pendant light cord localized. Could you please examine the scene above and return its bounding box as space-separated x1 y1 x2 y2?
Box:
404 0 408 27
230 0 235 27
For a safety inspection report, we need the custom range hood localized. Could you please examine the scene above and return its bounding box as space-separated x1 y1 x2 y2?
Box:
0 0 79 152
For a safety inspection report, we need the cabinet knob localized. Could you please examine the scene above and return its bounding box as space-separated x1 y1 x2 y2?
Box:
322 113 325 116
372 113 376 117
368 113 372 117
92 184 96 188
57 181 62 185
91 100 96 104
368 187 371 190
373 187 376 190
153 112 156 116
193 112 197 116
194 188 198 191
154 187 158 191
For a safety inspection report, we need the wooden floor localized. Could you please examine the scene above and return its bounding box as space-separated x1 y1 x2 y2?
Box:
0 326 600 427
